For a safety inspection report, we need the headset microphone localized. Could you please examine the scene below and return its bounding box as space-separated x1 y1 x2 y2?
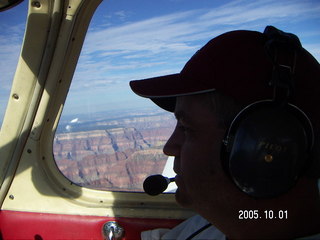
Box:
143 174 175 196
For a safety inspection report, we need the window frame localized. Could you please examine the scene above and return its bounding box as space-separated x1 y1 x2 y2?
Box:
1 0 190 220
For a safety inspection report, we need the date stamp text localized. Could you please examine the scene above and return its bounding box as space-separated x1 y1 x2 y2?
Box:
238 210 288 220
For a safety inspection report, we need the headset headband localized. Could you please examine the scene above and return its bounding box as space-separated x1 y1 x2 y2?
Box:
263 26 302 104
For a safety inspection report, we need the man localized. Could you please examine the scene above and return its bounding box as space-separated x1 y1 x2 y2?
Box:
130 26 320 239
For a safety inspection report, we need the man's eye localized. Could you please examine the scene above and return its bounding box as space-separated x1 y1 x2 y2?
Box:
179 125 186 131
176 121 192 134
178 125 190 133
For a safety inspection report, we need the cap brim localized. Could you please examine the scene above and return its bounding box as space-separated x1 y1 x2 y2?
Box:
130 74 181 98
129 74 179 112
130 73 215 112
150 97 176 112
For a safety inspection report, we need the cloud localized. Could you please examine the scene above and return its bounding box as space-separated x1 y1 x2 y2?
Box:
200 0 320 24
0 22 25 89
83 10 199 55
114 10 130 21
83 0 320 54
72 0 319 93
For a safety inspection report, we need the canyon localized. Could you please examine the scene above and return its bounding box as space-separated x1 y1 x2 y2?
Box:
54 110 176 192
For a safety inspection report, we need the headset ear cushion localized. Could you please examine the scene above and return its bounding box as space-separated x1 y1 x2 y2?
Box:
222 101 314 198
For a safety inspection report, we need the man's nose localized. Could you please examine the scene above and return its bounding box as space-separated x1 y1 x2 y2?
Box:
163 125 183 157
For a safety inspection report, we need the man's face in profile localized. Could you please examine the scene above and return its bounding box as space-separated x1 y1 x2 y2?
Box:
163 94 240 212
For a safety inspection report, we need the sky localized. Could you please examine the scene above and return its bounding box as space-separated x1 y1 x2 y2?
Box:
0 0 320 122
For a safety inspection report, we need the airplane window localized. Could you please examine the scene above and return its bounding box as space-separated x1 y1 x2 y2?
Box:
0 1 27 128
54 0 320 192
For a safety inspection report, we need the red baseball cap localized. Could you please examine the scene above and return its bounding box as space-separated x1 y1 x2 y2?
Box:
129 27 320 130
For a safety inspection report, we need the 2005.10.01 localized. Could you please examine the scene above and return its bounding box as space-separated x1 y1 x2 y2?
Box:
264 210 288 219
239 210 288 219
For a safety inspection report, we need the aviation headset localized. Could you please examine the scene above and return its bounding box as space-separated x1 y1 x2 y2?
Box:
221 26 315 198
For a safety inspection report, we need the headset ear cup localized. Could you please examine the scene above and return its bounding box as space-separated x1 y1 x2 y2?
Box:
222 101 314 198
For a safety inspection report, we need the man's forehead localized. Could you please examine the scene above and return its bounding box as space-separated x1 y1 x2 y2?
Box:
174 94 214 121
175 93 212 108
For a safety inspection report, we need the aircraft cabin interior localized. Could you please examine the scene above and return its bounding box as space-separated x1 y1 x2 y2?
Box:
0 0 319 239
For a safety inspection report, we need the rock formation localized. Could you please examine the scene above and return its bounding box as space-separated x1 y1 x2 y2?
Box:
54 111 175 191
